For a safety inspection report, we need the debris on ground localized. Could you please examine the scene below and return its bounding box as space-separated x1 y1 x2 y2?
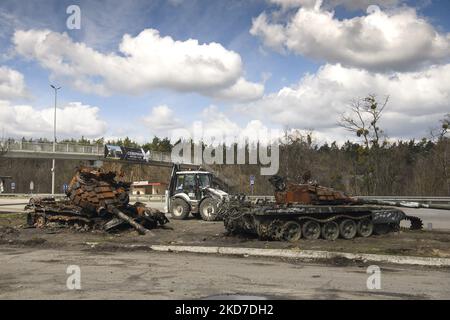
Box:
25 167 169 234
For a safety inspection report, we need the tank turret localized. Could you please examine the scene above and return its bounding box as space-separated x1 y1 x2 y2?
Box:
269 175 355 205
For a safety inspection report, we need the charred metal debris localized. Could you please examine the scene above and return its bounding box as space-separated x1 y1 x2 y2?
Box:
25 167 168 234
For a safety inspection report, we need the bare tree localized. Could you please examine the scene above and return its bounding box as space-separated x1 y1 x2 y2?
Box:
339 94 389 148
338 95 389 195
430 113 449 141
431 114 450 194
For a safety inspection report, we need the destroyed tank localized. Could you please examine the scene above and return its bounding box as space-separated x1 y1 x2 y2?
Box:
217 175 449 241
26 167 168 234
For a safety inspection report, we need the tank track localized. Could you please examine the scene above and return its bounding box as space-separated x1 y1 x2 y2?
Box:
219 196 423 241
403 215 423 230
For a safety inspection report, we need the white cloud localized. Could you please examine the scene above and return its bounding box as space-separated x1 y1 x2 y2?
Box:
213 77 265 102
143 56 450 144
241 63 450 140
251 3 450 71
0 100 107 138
143 105 184 136
142 104 281 145
269 0 403 11
13 28 263 101
0 66 28 100
328 0 403 11
192 107 283 145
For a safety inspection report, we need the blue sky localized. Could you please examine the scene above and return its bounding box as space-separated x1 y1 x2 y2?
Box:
0 0 449 144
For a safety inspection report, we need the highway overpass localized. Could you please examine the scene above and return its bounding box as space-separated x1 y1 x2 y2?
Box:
1 141 177 167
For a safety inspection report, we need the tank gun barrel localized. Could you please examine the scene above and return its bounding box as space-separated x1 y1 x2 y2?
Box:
354 198 450 210
108 206 152 235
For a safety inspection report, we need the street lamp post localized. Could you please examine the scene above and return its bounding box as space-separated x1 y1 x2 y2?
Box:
50 85 61 195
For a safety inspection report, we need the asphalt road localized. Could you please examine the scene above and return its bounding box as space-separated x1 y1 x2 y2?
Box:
2 198 450 230
0 246 449 299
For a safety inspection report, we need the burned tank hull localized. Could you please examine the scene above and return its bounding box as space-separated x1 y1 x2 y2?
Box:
218 176 425 241
220 197 422 241
26 167 168 234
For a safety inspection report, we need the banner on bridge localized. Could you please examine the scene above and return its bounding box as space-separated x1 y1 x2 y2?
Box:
104 145 151 163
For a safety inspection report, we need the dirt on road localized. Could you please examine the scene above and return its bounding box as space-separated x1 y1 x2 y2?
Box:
2 246 449 299
1 212 450 259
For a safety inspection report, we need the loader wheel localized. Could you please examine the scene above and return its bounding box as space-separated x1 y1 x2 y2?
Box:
357 219 373 237
170 198 190 220
339 219 357 239
321 221 339 241
302 220 321 240
281 221 302 241
199 198 219 221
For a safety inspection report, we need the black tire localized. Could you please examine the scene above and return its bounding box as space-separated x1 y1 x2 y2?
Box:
170 198 190 220
357 218 374 237
302 220 321 240
199 197 219 221
321 221 339 241
339 219 357 239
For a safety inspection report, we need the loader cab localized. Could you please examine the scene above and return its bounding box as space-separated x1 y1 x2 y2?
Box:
165 164 226 221
173 172 213 200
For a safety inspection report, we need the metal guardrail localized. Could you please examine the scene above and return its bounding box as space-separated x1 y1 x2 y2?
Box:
0 193 166 202
357 196 450 205
6 141 103 155
3 141 175 163
131 194 166 202
1 193 449 205
0 193 66 198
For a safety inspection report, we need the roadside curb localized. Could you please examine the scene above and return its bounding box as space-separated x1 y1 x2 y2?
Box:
143 244 450 267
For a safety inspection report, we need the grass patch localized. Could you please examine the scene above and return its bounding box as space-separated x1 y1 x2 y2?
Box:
0 212 26 227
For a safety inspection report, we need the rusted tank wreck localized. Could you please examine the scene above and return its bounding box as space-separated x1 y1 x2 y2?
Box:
218 175 442 241
26 167 168 234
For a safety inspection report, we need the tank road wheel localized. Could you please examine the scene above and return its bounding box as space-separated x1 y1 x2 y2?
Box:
170 198 190 220
302 220 321 240
270 220 285 241
257 222 271 240
281 221 302 242
199 198 219 221
357 218 374 238
321 221 339 241
339 219 357 239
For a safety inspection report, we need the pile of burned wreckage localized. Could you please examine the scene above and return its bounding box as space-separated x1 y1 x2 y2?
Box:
25 167 168 234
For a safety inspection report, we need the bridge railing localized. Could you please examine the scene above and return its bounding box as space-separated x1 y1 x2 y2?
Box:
4 141 176 162
6 141 103 155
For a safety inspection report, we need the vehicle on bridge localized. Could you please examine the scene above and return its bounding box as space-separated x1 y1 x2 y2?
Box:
165 164 228 221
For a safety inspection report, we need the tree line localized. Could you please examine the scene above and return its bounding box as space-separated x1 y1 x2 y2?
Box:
5 95 449 196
